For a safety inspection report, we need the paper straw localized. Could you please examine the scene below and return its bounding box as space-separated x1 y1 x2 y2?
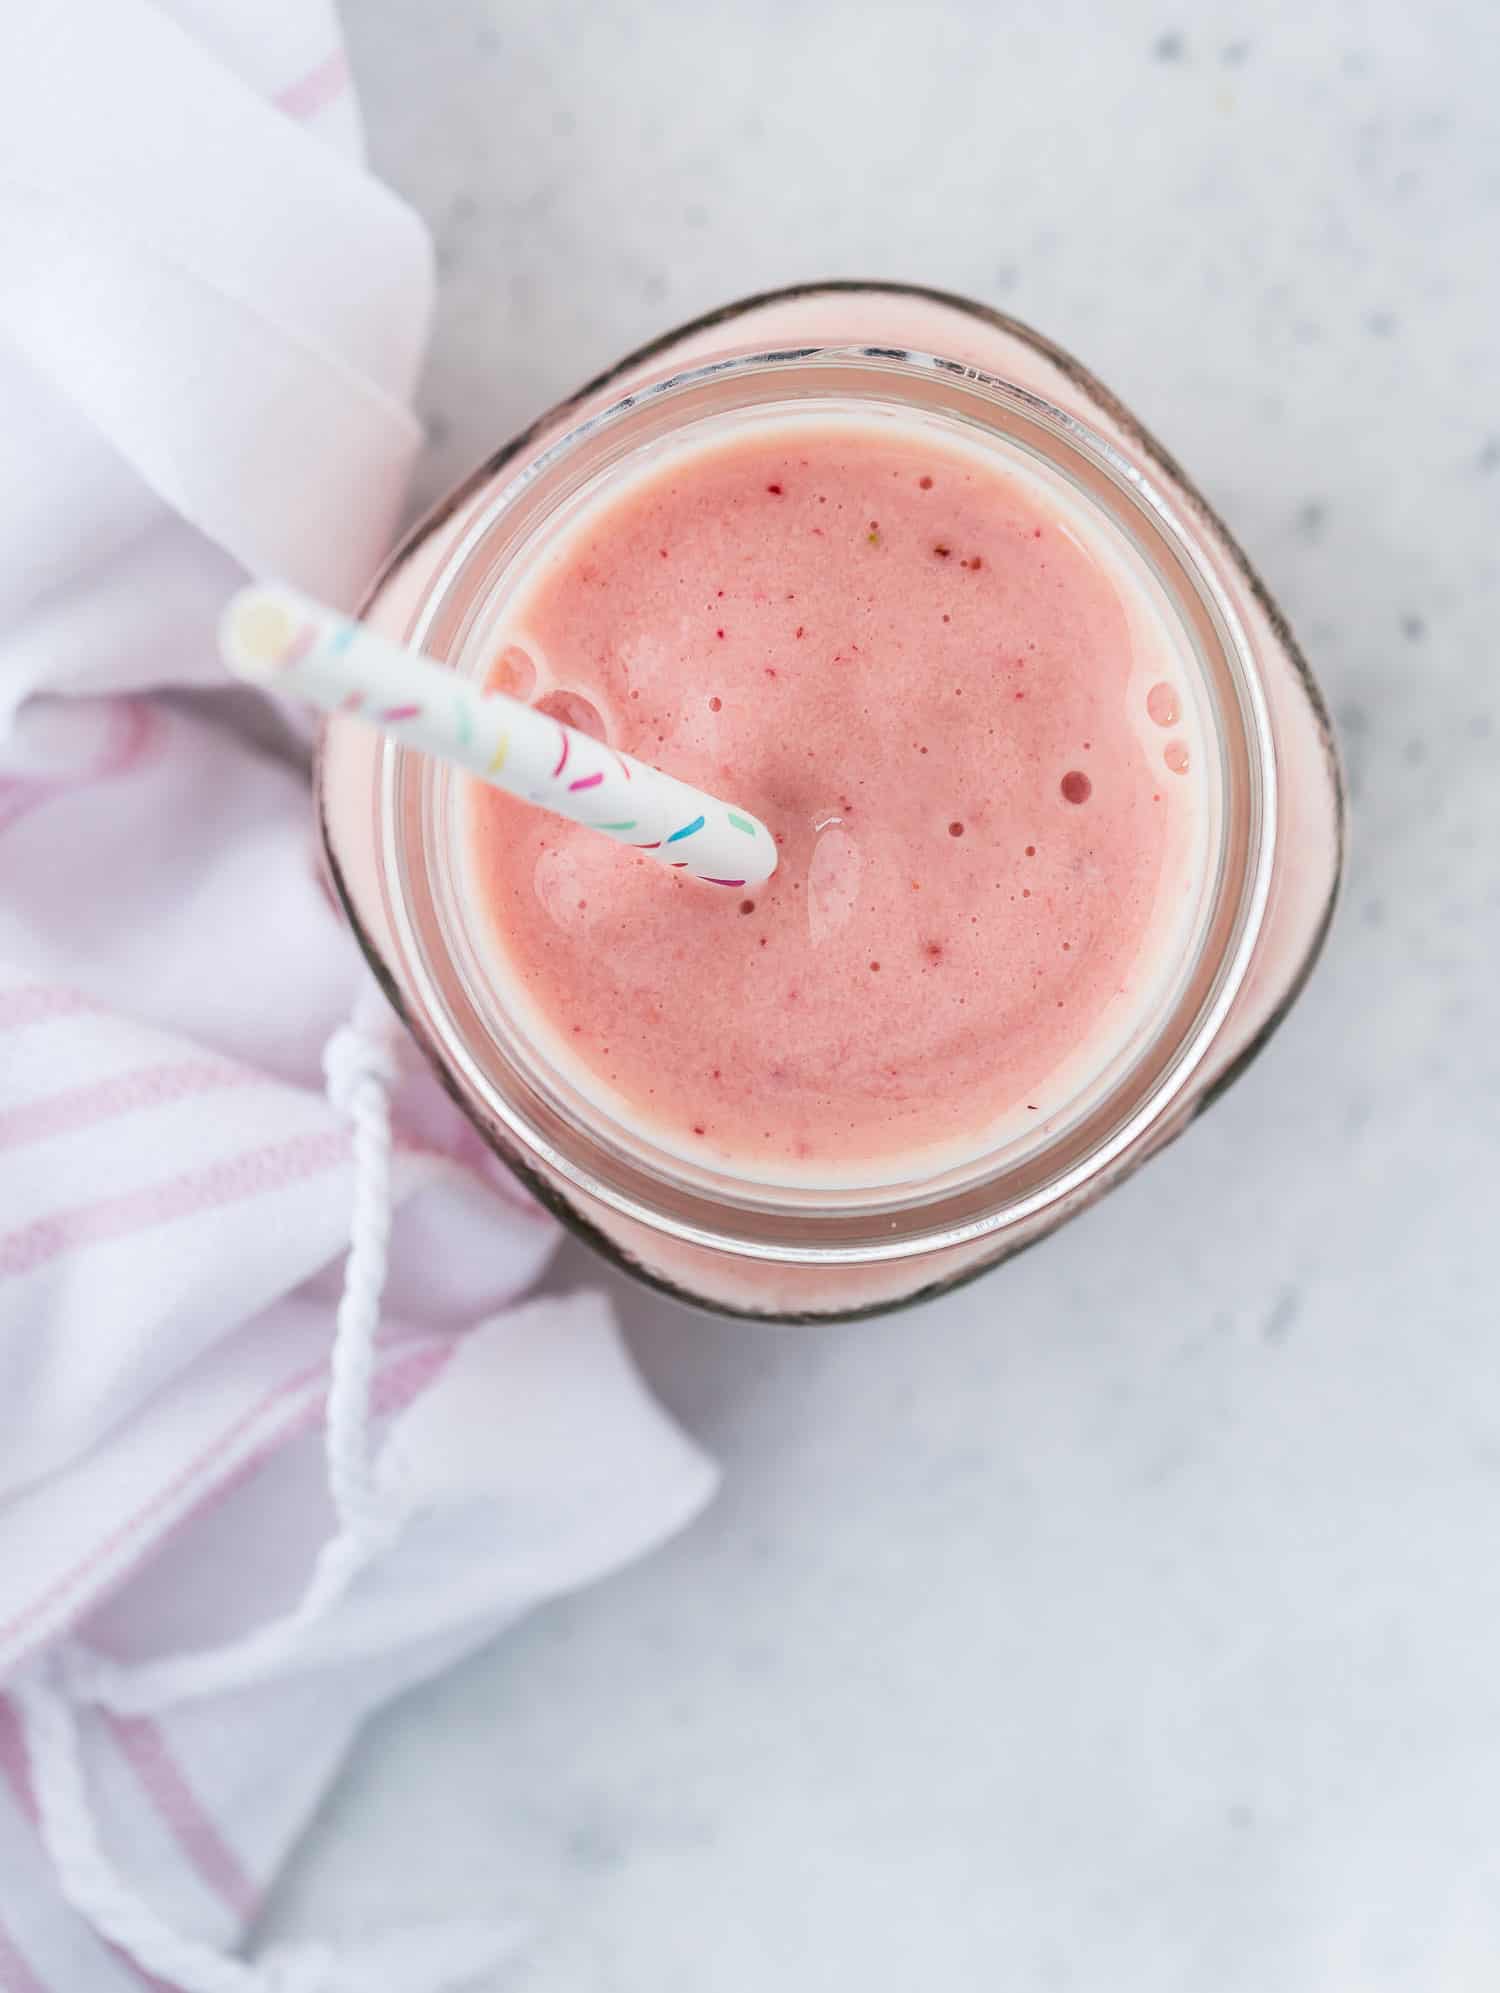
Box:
220 585 778 889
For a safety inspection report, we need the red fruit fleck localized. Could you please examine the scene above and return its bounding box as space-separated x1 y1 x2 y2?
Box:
869 961 881 972
795 625 805 639
716 628 725 639
739 898 755 915
925 940 945 962
1060 770 1093 805
948 821 964 837
709 696 722 712
919 475 934 489
692 1124 706 1136
1025 844 1036 856
933 544 952 559
969 555 983 570
767 483 783 494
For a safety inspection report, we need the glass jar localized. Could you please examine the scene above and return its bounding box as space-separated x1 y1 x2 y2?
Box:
318 282 1343 1321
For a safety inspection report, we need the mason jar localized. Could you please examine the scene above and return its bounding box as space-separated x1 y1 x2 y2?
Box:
318 282 1343 1320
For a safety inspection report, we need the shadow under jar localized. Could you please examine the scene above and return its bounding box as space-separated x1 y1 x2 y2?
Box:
318 283 1344 1322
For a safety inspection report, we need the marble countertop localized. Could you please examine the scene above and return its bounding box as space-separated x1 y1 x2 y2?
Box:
264 2 1500 1984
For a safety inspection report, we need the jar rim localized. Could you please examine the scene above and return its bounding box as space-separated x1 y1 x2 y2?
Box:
375 344 1278 1266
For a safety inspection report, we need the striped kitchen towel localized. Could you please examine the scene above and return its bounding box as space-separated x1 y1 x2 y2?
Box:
0 6 717 1989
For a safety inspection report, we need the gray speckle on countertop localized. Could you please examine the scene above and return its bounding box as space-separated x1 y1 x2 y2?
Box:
260 1 1500 1985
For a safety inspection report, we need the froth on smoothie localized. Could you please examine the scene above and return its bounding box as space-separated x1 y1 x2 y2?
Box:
463 415 1208 1186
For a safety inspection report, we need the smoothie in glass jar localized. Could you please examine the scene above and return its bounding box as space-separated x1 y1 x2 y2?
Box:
318 284 1343 1320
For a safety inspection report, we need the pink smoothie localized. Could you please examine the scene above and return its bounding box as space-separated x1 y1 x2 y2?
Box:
465 417 1205 1184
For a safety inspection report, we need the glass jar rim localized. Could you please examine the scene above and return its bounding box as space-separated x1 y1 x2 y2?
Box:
375 344 1278 1266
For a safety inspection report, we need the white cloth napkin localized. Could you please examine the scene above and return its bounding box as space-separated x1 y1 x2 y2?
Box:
0 6 718 1988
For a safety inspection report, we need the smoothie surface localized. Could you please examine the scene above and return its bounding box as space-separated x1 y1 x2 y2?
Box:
466 418 1200 1180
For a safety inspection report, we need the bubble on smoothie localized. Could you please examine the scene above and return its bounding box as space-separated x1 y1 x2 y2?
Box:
1060 770 1092 805
490 644 537 700
530 835 655 969
1146 681 1180 728
531 843 597 935
536 688 606 741
1164 740 1190 775
807 826 863 944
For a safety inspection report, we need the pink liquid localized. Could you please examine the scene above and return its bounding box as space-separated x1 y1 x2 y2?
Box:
466 418 1204 1183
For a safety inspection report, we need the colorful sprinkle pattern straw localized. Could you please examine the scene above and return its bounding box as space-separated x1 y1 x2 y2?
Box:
221 586 778 889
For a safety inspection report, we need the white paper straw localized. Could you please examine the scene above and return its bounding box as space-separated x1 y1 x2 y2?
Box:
220 585 778 888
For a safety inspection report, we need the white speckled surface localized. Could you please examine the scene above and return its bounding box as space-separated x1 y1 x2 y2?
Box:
261 3 1500 1984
